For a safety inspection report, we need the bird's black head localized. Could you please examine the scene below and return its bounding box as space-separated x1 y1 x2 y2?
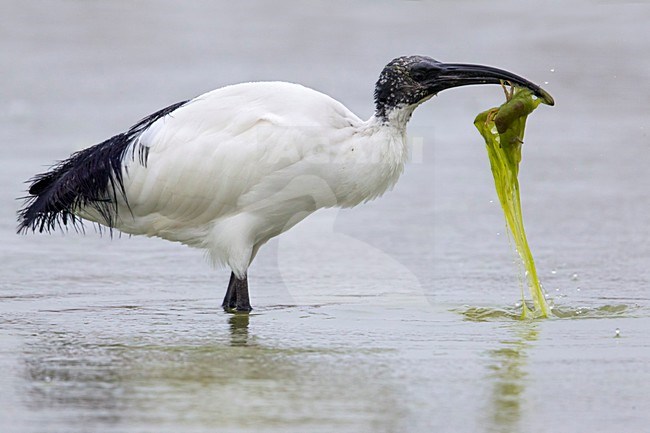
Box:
374 55 554 122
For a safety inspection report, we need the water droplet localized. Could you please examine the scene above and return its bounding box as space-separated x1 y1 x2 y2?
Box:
544 81 549 85
615 328 621 338
571 273 579 281
44 376 52 383
551 270 557 275
555 288 560 291
550 68 555 73
577 288 581 292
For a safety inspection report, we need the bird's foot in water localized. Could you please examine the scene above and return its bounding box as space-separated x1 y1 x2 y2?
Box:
224 305 253 314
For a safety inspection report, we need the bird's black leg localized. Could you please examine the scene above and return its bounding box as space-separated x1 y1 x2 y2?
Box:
222 272 237 310
222 272 252 312
234 274 252 312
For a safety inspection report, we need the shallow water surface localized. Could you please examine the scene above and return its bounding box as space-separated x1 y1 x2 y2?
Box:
2 1 650 432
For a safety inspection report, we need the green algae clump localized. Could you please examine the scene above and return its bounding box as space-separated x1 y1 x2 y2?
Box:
474 87 549 319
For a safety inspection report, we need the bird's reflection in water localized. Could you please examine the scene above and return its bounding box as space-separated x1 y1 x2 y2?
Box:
228 313 250 346
488 323 538 432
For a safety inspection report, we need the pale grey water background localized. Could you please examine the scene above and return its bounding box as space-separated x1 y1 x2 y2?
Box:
1 1 650 432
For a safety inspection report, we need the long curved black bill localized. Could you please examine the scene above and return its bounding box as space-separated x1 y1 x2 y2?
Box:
433 63 554 106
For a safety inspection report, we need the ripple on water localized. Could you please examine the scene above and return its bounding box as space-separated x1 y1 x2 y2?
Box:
455 302 639 322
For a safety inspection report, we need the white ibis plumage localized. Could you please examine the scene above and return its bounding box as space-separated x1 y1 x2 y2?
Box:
18 55 553 312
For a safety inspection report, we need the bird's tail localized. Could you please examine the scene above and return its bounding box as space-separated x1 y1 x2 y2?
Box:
17 100 188 234
17 135 132 234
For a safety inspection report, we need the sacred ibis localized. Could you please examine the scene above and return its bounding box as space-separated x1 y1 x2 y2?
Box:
18 55 553 312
